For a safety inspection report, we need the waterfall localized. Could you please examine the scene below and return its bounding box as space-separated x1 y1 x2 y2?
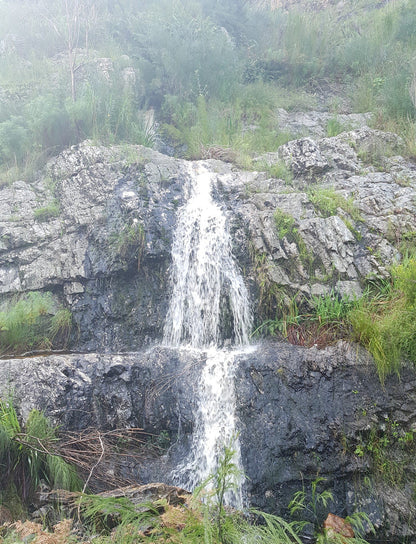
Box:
163 162 252 507
163 163 251 348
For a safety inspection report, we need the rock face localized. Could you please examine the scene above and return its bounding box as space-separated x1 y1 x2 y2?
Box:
0 143 188 351
0 342 415 540
1 119 416 540
1 124 416 345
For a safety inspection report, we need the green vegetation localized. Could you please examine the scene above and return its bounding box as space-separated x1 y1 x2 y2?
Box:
349 257 416 382
352 417 415 486
259 160 293 184
0 400 81 506
1 0 415 180
110 220 146 270
50 447 372 544
258 257 416 382
33 200 60 222
257 290 357 347
274 209 314 269
326 118 346 137
274 209 296 239
0 291 72 355
308 187 362 221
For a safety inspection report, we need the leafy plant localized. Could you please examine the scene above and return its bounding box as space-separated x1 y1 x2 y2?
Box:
0 400 82 505
288 476 334 535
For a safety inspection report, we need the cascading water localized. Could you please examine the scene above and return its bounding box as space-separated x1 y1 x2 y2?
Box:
163 162 253 508
163 163 251 348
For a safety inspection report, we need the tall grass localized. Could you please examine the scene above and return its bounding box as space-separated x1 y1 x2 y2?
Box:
0 401 82 504
349 257 416 382
0 291 72 355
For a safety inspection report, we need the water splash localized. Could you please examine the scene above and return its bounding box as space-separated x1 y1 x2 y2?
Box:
164 162 252 506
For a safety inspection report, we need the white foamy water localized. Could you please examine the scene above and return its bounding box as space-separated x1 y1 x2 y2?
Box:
164 162 253 507
163 163 252 348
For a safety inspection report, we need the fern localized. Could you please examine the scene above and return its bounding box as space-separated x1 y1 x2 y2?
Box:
79 494 160 533
0 400 82 504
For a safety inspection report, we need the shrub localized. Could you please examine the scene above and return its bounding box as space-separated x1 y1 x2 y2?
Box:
33 200 60 222
0 292 72 355
0 401 82 504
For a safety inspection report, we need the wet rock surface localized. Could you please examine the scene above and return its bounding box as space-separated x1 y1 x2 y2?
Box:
1 125 416 348
1 120 416 540
0 342 415 539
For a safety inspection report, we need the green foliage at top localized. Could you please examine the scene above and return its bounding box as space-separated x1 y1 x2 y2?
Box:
1 0 414 178
0 291 73 355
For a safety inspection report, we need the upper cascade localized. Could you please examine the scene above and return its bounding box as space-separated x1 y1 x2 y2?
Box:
163 162 252 348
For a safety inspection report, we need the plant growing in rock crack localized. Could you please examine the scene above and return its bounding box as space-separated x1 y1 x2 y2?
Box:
351 417 416 487
274 209 314 270
109 219 145 270
33 199 60 222
0 291 73 355
307 187 362 221
288 476 334 536
257 160 293 185
326 118 346 137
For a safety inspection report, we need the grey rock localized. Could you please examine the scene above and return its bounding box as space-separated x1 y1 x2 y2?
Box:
1 342 415 540
276 108 372 139
279 137 330 179
2 128 415 347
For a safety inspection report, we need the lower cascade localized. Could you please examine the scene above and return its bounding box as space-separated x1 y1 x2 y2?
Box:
163 162 253 505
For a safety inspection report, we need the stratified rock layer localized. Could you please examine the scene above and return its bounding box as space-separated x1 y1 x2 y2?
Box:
1 124 416 347
0 342 415 539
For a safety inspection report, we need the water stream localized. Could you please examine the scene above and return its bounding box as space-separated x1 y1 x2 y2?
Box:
163 162 252 507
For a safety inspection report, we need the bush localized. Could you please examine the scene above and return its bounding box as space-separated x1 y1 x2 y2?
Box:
349 257 416 382
0 401 82 504
0 292 72 355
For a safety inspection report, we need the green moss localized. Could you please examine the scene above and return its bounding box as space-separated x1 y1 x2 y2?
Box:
308 187 362 221
33 200 60 222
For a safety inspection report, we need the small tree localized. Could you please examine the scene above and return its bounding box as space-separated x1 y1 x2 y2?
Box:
41 0 100 101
